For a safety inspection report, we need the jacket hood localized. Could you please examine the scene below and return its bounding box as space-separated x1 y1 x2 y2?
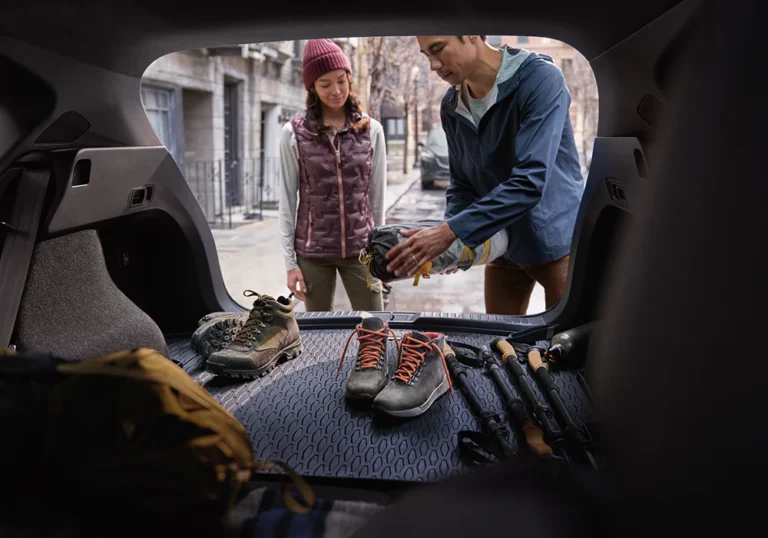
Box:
442 47 556 115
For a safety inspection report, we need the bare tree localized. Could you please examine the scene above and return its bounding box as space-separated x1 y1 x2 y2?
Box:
562 54 599 175
360 37 425 120
360 37 387 121
421 70 450 128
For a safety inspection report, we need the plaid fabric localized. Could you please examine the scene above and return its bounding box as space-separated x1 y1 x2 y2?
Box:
227 487 386 538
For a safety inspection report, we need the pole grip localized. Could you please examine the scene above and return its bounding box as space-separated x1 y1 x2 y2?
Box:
528 348 549 371
522 425 554 457
495 339 517 364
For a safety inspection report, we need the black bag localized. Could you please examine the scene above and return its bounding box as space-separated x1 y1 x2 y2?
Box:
359 220 508 286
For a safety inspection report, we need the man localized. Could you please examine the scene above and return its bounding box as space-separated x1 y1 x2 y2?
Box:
386 35 584 315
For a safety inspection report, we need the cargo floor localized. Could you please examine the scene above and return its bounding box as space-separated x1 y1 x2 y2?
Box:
167 328 595 483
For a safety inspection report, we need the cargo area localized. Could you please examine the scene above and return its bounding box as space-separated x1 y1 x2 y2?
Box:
167 320 597 483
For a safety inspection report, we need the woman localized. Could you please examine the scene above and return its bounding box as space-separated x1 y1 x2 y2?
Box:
279 39 386 311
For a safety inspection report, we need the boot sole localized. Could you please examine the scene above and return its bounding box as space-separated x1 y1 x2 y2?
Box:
191 315 247 358
206 340 303 379
374 378 451 418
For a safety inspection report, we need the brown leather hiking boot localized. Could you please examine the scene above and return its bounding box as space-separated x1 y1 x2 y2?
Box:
206 291 302 378
336 316 399 404
191 311 248 359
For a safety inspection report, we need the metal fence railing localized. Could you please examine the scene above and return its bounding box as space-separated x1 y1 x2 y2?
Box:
183 157 280 229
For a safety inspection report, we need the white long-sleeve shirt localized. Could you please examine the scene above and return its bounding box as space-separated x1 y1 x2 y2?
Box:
278 118 387 271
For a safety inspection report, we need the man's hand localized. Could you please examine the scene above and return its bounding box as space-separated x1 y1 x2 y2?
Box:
287 268 307 301
385 222 457 278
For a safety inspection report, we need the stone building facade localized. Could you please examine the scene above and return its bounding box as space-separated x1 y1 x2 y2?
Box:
141 41 308 222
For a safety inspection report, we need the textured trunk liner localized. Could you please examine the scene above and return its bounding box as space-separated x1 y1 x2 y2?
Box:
167 329 595 483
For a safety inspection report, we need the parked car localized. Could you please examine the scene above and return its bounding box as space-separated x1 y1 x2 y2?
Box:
417 125 450 189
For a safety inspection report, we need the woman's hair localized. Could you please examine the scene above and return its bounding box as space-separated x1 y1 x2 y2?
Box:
306 73 370 133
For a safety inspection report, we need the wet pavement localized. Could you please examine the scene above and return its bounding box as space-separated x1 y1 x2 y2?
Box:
212 175 545 316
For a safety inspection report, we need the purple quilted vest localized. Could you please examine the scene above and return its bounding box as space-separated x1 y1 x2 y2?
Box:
292 111 373 260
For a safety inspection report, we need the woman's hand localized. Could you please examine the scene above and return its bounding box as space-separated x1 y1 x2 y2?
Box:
287 268 307 301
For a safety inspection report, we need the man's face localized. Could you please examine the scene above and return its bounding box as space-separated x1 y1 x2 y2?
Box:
417 35 478 86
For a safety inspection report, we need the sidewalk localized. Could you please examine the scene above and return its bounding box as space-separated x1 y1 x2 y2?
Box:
212 170 420 311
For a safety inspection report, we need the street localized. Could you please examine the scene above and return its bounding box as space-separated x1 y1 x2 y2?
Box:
212 173 545 315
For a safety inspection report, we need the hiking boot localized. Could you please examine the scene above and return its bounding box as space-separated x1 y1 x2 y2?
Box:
206 290 302 378
336 316 397 404
191 312 248 359
373 331 453 418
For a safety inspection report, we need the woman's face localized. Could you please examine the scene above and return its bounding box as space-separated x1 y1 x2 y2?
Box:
313 69 349 110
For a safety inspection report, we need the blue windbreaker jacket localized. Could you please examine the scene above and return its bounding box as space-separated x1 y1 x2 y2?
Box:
441 46 584 265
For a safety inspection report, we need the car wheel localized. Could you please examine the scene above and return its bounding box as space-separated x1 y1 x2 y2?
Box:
421 179 433 190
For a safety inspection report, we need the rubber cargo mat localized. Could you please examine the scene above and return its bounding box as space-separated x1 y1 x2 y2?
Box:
167 329 595 483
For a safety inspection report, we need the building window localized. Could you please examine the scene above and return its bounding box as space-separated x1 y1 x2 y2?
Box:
385 118 406 140
391 65 401 87
279 109 297 124
517 36 529 44
395 118 405 136
487 36 502 47
562 58 574 75
141 85 178 161
262 60 282 79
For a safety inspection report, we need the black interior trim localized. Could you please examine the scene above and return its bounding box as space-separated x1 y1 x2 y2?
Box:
246 473 419 505
550 137 643 330
0 1 685 76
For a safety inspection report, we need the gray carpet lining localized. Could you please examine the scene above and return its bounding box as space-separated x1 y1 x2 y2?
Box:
15 229 169 359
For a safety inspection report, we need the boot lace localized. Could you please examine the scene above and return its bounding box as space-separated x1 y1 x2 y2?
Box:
393 333 454 394
336 324 399 378
232 290 273 347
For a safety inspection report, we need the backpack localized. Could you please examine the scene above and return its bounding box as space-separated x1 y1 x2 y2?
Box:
0 347 314 536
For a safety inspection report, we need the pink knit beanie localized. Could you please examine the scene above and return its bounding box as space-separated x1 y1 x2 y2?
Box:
302 39 352 91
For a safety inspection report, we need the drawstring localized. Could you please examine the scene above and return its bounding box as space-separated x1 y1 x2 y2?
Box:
412 261 432 286
476 239 492 265
252 458 317 514
357 249 443 288
359 249 376 292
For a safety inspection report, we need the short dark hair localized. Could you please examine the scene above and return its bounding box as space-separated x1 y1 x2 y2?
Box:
457 35 487 42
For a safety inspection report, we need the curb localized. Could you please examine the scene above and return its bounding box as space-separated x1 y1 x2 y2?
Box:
386 173 421 214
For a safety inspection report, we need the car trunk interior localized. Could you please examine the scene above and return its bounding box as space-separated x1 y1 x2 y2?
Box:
1 0 728 516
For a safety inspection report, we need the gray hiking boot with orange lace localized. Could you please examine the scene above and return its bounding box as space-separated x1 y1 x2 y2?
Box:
191 311 248 359
336 317 396 404
207 291 302 378
372 331 453 418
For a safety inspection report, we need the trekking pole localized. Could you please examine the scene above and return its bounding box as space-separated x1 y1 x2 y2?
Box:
491 337 571 464
529 344 599 472
447 341 553 459
443 343 516 461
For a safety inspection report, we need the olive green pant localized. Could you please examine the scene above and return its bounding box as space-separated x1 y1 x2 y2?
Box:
297 256 384 312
